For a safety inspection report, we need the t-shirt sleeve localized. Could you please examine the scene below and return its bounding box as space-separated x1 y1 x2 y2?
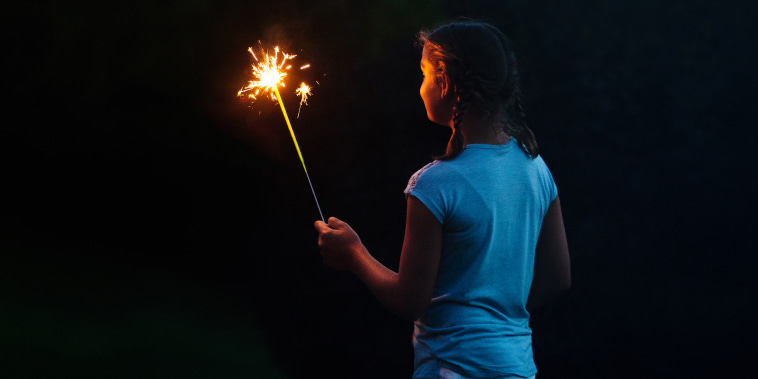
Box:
404 162 446 225
537 155 558 204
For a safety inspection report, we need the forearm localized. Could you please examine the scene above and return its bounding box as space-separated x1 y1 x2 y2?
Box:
315 198 440 321
350 246 420 320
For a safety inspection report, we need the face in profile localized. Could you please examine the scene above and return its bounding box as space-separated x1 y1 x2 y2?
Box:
419 46 455 127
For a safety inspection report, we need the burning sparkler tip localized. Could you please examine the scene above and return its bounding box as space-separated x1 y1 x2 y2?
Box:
238 44 316 119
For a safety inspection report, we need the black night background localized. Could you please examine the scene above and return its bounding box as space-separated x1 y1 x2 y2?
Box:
2 0 756 378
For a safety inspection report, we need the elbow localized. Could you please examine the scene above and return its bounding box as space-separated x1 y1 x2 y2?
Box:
559 275 571 294
398 309 421 322
551 260 572 296
394 294 431 321
545 280 570 303
397 301 427 322
552 273 571 299
392 277 434 321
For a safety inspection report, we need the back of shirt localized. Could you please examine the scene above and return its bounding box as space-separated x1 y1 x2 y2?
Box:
405 138 557 378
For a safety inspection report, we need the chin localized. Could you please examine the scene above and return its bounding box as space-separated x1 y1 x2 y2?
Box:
426 115 445 127
431 118 451 128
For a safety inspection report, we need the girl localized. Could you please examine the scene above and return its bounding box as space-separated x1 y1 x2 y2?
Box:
314 21 571 379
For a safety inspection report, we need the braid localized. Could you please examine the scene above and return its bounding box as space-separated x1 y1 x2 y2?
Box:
493 28 540 158
437 86 466 160
512 85 539 157
438 68 475 161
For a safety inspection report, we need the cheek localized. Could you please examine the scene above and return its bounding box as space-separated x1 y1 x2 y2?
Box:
420 85 434 115
419 79 429 103
420 77 437 106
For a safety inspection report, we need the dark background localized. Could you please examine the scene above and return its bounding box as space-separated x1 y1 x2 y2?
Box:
2 0 756 378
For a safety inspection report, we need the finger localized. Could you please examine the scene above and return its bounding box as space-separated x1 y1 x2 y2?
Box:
314 220 331 233
327 217 345 228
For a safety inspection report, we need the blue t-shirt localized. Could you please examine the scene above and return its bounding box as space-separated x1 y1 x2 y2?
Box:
404 138 557 378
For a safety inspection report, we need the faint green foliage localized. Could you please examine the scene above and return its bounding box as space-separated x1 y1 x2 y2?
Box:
1 242 286 378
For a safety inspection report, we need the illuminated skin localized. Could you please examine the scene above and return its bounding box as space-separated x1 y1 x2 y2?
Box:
419 47 455 127
314 47 570 320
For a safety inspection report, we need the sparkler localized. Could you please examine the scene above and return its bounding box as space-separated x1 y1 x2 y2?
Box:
238 44 324 223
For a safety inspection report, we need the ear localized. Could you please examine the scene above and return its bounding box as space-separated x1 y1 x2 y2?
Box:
438 72 453 99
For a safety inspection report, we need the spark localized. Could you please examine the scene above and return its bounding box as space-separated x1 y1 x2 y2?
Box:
295 83 312 119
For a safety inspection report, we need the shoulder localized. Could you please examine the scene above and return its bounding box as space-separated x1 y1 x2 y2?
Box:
532 155 554 177
404 160 455 223
405 160 442 193
410 160 441 181
532 154 558 201
405 160 451 195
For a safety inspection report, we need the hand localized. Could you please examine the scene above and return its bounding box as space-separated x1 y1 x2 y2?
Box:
314 217 364 271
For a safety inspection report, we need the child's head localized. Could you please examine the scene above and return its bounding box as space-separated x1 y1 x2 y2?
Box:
418 21 539 159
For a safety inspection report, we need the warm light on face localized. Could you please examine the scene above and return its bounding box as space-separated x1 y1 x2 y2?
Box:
419 47 454 127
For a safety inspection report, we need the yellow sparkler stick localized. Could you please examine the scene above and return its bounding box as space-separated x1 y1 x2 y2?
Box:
273 86 324 223
273 87 303 169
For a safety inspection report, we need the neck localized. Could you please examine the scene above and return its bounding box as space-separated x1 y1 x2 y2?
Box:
457 109 510 146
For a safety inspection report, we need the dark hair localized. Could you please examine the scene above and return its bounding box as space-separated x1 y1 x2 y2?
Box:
418 21 539 160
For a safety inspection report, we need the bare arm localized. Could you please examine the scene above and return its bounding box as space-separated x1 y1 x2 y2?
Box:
527 195 571 311
314 196 442 320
